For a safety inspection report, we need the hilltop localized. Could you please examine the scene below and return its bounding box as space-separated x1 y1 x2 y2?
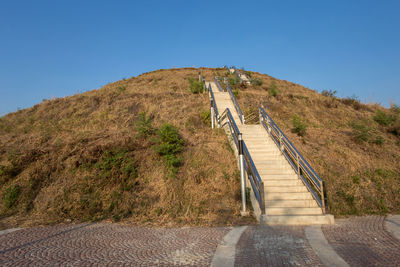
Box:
1 67 399 229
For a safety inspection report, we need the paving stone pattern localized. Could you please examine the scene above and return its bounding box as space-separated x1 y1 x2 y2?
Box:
0 223 229 266
234 225 324 266
322 216 400 267
2 216 400 266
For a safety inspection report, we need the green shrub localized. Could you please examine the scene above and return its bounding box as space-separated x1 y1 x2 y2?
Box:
269 81 278 97
250 78 262 86
228 76 240 86
291 115 307 136
373 110 395 126
135 112 154 137
391 103 400 114
321 89 337 97
350 121 384 144
3 185 20 209
94 148 137 189
341 95 363 110
233 89 239 98
117 86 126 92
350 122 371 142
188 77 204 94
153 124 185 177
373 135 385 145
200 110 210 126
245 71 252 78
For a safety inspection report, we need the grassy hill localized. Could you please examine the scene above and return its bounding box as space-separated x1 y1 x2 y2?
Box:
221 68 400 215
0 68 254 229
1 67 399 229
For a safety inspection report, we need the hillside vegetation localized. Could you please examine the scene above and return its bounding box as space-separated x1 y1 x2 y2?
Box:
0 68 253 229
219 68 400 216
1 67 399 229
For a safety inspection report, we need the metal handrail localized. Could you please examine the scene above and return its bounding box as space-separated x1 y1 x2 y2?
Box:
199 74 208 92
259 107 326 212
232 67 250 83
219 108 265 216
242 142 265 213
214 77 225 92
209 83 219 119
226 83 245 124
220 108 240 145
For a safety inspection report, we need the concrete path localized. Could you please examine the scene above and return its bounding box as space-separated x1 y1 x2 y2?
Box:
385 215 400 240
1 216 399 266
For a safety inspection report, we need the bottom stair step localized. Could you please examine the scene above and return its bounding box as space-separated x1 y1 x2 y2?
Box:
263 214 334 225
266 207 323 215
265 199 318 208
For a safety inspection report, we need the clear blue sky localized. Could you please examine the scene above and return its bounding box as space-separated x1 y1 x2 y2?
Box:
1 0 399 116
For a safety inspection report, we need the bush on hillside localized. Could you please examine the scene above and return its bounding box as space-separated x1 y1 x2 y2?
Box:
391 104 400 114
321 89 337 98
3 184 20 209
200 110 210 126
373 110 395 126
291 115 307 136
153 124 185 177
269 81 278 97
341 95 364 110
250 78 262 86
350 121 385 145
228 76 241 87
135 112 155 137
188 77 204 94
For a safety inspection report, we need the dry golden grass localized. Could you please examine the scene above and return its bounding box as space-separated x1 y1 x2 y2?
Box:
2 67 398 229
0 67 254 229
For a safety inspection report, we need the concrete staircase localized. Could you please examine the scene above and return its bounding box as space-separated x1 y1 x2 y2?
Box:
208 81 333 225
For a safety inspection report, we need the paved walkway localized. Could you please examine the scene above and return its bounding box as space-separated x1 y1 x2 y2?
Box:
1 216 399 266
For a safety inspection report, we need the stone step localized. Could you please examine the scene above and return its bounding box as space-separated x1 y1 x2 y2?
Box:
263 179 302 186
264 192 314 200
266 207 323 215
261 174 299 180
265 199 318 208
255 165 293 171
264 186 308 193
251 151 283 156
257 169 295 175
263 215 334 225
245 144 279 149
247 150 282 155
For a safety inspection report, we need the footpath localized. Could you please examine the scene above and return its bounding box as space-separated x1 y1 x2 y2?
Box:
0 215 399 266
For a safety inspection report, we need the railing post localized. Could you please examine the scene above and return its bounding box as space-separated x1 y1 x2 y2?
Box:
279 133 284 153
242 115 245 125
217 115 221 128
321 181 326 214
210 100 214 129
260 181 266 222
238 133 247 215
296 153 300 178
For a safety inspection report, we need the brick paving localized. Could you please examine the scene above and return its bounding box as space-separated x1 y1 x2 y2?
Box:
234 225 323 266
322 216 400 267
2 216 400 266
0 223 229 266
